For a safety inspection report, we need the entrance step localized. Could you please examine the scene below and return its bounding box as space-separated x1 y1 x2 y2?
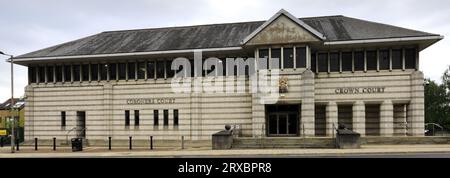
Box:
232 137 336 149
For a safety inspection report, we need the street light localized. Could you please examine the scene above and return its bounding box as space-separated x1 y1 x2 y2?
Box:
0 51 15 153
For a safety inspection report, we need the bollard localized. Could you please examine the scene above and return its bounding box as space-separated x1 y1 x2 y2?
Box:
0 137 3 147
108 137 112 150
53 137 56 151
129 136 132 150
35 138 38 151
181 136 184 150
150 136 153 150
16 139 19 151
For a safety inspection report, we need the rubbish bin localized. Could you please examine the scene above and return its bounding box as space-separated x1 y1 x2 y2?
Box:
71 138 83 152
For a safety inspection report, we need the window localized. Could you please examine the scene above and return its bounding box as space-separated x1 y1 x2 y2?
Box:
354 51 364 71
163 110 169 126
64 65 72 82
147 61 155 79
318 53 328 72
134 110 139 126
174 109 179 126
109 63 117 81
153 110 159 126
156 61 165 78
366 51 377 71
29 66 36 84
165 60 174 78
270 48 281 69
295 47 306 68
329 53 340 72
127 62 136 80
405 48 416 69
100 64 108 81
311 53 317 72
91 64 99 81
202 59 207 77
82 64 89 82
61 111 66 128
189 59 195 77
258 49 269 70
38 66 45 83
137 62 146 79
283 48 294 69
47 65 54 83
379 50 390 70
55 66 63 82
118 63 126 80
341 52 352 72
392 49 403 69
125 110 130 127
73 65 80 82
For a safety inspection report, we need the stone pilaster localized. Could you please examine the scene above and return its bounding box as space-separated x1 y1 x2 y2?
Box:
326 101 338 137
103 83 113 138
352 101 365 136
301 70 315 137
380 100 394 136
409 71 425 136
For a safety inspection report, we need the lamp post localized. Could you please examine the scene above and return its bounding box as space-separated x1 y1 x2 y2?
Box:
0 51 15 153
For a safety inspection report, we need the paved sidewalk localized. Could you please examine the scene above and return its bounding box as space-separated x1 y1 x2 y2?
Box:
1 144 450 158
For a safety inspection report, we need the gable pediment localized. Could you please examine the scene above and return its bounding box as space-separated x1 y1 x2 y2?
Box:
246 15 320 45
242 9 325 46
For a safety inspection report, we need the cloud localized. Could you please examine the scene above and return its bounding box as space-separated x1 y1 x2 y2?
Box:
0 0 449 101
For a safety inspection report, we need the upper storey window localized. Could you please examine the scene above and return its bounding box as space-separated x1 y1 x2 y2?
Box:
379 50 390 70
258 49 269 70
341 52 352 72
270 48 281 70
283 48 294 69
296 47 306 68
405 48 416 69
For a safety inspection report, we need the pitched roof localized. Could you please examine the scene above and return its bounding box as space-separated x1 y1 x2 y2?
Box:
14 15 440 60
0 98 22 110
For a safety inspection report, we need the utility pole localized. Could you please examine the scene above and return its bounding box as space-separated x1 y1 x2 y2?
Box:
1 51 15 153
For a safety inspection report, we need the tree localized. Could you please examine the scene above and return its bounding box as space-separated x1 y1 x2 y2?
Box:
425 77 450 130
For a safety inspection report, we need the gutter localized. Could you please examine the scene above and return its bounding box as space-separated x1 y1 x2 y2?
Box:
324 35 444 45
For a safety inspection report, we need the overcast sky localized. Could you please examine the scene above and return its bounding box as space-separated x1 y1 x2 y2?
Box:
0 0 449 102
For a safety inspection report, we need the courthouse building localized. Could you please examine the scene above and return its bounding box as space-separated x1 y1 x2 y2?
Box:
12 10 443 145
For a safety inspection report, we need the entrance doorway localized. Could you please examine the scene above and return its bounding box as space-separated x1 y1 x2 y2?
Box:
76 111 86 138
266 105 300 137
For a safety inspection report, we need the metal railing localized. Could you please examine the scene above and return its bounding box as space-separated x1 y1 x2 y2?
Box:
425 123 444 136
65 127 87 144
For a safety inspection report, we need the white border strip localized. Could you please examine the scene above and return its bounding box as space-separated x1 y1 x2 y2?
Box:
12 46 243 62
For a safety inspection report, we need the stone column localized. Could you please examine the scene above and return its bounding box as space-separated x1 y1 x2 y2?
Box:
409 71 425 136
326 101 338 137
352 101 365 136
380 100 394 136
301 70 315 137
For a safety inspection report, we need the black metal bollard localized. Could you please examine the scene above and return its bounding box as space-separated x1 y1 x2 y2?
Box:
16 139 19 151
181 136 184 150
53 137 56 151
0 137 3 147
150 136 153 150
35 138 38 151
108 137 112 150
129 136 132 150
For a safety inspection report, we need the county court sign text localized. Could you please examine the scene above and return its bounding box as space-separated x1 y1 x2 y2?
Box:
335 87 386 94
126 98 175 105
